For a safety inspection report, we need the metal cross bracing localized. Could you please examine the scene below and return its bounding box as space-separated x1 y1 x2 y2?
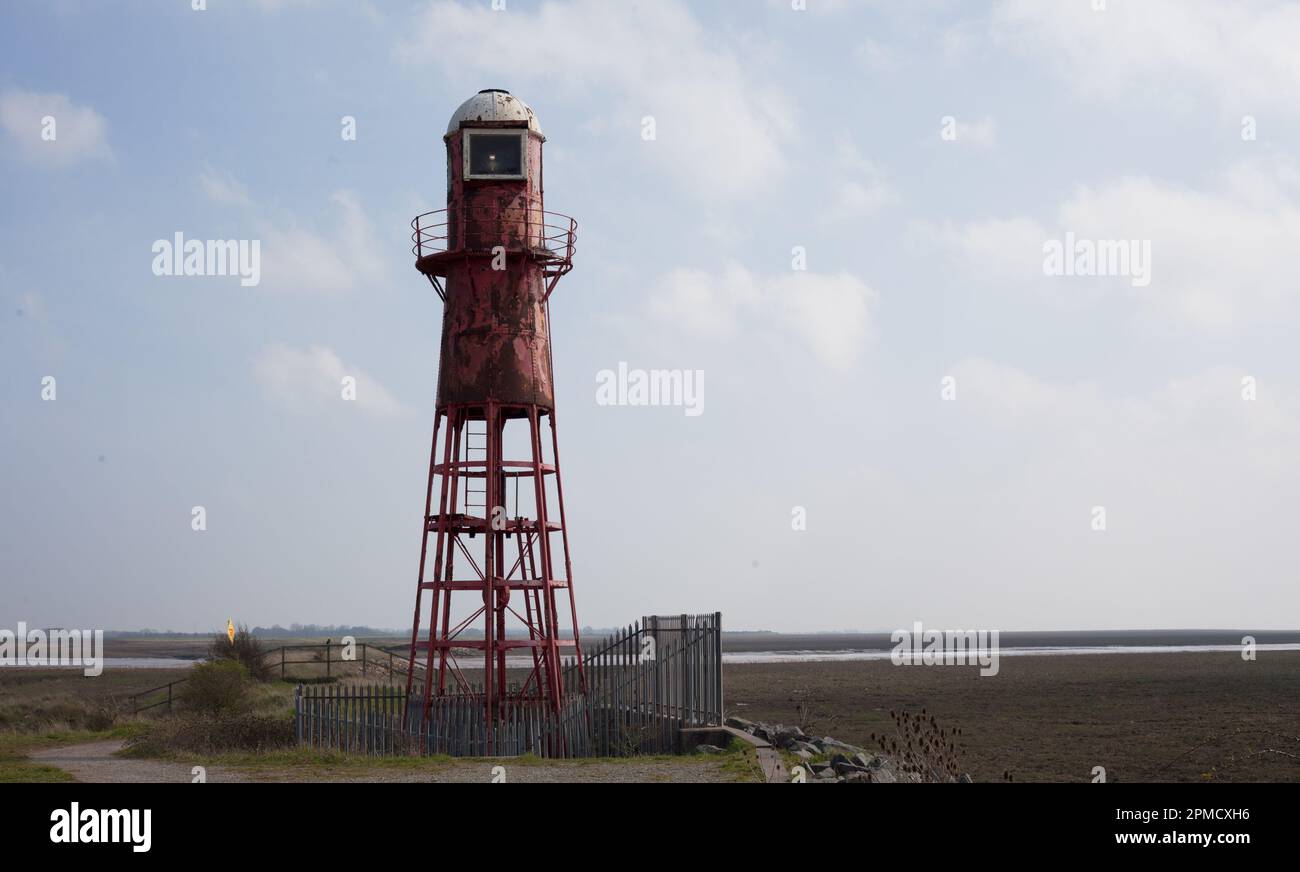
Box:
404 400 587 731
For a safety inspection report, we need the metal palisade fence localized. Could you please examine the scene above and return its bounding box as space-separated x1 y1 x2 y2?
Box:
295 613 722 758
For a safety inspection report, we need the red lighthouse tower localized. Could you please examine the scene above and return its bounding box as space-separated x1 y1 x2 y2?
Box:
405 90 584 722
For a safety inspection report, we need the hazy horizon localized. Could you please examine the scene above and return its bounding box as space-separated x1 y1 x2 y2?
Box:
74 624 1300 639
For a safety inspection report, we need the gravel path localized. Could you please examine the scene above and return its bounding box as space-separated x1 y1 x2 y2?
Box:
30 741 748 783
29 741 251 783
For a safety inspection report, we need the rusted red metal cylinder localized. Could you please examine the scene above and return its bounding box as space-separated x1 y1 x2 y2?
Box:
435 259 553 409
425 92 553 411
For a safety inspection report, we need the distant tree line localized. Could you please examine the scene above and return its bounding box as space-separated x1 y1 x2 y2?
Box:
106 624 648 639
249 624 403 637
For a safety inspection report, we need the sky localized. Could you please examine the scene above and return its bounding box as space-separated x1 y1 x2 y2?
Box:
2 0 1299 633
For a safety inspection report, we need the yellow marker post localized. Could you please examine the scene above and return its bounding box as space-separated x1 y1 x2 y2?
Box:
226 619 235 644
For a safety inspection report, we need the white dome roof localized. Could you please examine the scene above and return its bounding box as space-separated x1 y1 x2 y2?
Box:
445 89 543 138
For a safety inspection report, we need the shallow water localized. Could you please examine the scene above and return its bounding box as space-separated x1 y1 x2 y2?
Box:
25 643 1299 670
15 657 200 670
342 642 1300 671
722 643 1300 664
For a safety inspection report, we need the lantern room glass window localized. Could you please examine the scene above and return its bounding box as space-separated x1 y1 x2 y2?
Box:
464 131 526 180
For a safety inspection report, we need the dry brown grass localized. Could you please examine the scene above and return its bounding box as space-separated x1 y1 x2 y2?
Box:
0 668 179 732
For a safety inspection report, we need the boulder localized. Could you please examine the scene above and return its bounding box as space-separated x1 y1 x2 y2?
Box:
821 737 866 756
751 722 788 744
830 753 869 775
867 766 897 784
773 725 807 748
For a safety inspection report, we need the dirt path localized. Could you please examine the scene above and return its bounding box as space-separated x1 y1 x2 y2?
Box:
29 741 250 783
31 741 749 783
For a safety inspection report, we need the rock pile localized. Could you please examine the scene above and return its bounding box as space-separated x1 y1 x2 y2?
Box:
722 716 971 783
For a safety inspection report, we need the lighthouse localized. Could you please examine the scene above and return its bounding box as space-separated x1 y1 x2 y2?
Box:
405 90 584 723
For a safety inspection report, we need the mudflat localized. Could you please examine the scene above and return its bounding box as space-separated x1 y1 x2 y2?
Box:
724 651 1300 782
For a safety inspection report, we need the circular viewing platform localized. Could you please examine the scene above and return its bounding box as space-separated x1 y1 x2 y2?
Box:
411 207 576 279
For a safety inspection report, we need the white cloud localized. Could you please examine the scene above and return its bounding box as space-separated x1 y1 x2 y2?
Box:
953 115 996 147
396 0 796 198
249 0 320 11
648 263 758 339
921 215 1048 281
777 0 854 12
199 165 252 207
194 165 386 294
768 271 877 371
927 158 1300 332
856 37 899 72
992 0 1300 114
951 357 1106 433
952 357 1300 484
827 139 896 218
938 20 980 63
649 263 877 371
254 343 408 417
0 88 110 166
256 190 387 294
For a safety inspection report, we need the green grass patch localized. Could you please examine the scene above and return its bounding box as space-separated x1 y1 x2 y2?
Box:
718 740 764 783
0 727 132 783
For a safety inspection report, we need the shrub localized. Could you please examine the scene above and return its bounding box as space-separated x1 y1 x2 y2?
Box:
873 708 964 783
206 623 272 681
123 711 293 756
0 698 121 733
124 659 295 757
180 660 252 717
83 700 121 732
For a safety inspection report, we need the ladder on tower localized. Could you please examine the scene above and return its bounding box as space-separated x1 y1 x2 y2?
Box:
464 419 487 517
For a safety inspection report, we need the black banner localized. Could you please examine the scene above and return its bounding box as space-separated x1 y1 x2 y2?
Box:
7 782 1291 856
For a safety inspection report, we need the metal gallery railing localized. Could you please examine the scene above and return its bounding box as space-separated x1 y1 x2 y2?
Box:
410 206 577 266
